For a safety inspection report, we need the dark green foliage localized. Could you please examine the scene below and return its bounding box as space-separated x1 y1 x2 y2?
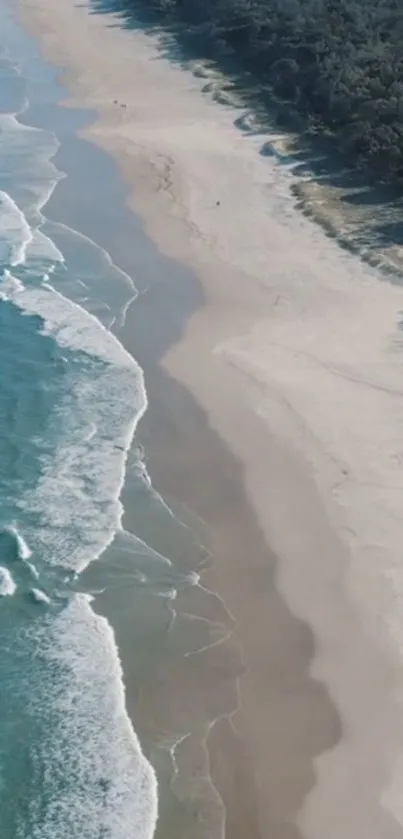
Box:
123 0 403 184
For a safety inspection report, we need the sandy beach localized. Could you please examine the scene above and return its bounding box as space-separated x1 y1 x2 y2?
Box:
14 0 403 836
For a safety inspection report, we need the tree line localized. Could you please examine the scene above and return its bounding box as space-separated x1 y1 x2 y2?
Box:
128 0 403 185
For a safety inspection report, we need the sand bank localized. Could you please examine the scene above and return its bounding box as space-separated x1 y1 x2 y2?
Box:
15 0 403 836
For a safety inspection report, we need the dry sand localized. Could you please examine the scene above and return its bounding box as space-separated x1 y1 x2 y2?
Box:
15 0 403 836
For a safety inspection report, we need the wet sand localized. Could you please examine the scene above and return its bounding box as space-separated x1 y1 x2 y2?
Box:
15 0 403 837
43 120 340 837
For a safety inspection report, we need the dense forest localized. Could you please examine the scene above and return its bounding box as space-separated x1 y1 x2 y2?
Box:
127 0 403 185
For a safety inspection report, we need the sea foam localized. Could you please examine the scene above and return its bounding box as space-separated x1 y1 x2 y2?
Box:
0 566 16 596
5 524 32 559
0 112 64 234
0 29 157 839
23 595 158 839
0 189 32 265
31 588 51 604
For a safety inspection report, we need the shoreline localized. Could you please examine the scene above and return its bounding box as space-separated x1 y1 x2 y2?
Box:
14 1 403 838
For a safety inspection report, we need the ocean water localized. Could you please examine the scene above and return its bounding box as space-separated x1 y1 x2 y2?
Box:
0 6 162 837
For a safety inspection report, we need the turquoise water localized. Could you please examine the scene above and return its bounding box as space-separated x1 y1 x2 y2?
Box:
0 5 163 836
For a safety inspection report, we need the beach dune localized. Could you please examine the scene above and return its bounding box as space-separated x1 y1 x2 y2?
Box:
16 0 403 836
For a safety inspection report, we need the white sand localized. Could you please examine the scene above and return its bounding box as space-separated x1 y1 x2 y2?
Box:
15 0 403 835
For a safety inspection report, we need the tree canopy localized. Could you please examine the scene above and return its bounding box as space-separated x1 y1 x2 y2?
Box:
129 0 403 184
